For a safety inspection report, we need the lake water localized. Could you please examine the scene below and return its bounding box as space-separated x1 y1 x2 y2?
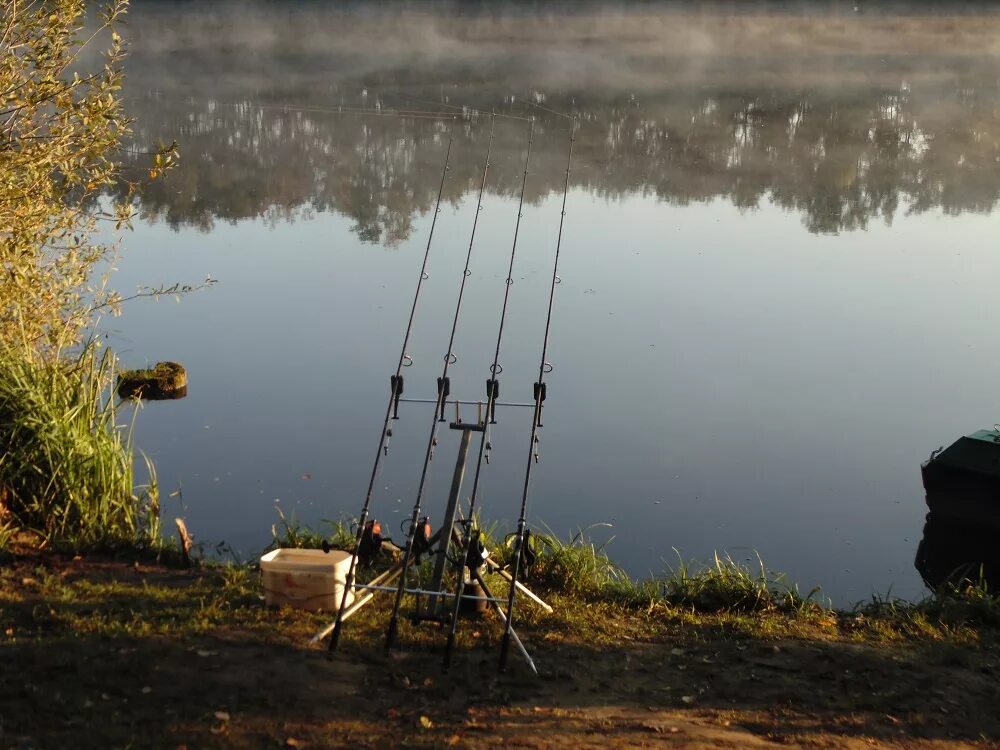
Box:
105 2 1000 604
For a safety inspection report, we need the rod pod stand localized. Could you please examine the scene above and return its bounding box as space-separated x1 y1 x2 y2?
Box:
385 417 483 650
311 408 549 672
422 419 484 618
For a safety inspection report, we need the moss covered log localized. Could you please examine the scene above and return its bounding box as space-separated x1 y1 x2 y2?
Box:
117 362 188 400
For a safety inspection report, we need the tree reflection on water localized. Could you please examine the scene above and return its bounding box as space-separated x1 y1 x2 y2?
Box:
115 3 1000 242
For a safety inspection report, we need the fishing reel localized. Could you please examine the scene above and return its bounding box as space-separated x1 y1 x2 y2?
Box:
505 529 537 577
411 516 433 561
357 519 383 565
520 529 537 572
465 529 489 572
322 518 384 565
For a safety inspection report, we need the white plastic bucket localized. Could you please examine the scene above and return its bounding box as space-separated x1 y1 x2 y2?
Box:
259 548 355 612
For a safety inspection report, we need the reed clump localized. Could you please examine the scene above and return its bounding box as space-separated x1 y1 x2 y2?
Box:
482 524 631 598
267 507 355 552
650 552 819 613
0 344 160 552
478 523 809 612
858 577 1000 636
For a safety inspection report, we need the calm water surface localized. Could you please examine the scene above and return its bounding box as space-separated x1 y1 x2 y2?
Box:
106 3 1000 603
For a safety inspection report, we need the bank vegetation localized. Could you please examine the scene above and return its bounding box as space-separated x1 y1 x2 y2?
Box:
0 0 175 551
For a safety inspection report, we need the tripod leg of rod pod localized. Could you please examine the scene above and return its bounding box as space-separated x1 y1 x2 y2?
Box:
472 568 536 674
498 522 527 672
486 558 553 613
445 524 552 671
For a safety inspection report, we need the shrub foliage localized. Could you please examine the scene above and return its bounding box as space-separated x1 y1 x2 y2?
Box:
1 0 175 350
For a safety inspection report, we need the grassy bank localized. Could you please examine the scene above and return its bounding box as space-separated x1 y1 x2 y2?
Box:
2 420 998 746
269 510 1000 635
2 539 999 749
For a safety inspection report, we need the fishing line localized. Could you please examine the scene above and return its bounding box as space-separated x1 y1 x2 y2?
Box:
442 117 536 671
515 95 576 121
379 89 571 125
499 116 577 672
375 89 535 122
261 103 462 120
149 95 572 131
149 96 468 121
326 133 455 653
384 113 498 653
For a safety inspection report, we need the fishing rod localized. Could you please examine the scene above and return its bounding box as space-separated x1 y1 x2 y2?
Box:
442 117 536 672
326 134 455 654
499 117 577 672
384 113 498 654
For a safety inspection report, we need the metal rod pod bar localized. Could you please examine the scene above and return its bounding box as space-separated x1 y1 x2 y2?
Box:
354 583 510 603
398 397 536 408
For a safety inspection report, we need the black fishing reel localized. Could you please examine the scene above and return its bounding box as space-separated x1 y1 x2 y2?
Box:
350 519 382 565
465 529 489 572
322 518 384 566
411 515 433 560
520 529 537 571
505 529 537 577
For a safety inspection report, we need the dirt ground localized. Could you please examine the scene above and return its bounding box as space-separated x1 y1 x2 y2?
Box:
2 553 999 749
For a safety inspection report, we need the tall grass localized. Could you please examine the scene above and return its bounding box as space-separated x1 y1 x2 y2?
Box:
656 551 820 613
485 523 632 597
861 575 1000 630
0 343 159 552
267 507 355 552
478 522 806 611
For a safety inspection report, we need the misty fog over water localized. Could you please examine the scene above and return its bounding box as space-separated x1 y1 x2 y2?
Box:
107 2 1000 603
